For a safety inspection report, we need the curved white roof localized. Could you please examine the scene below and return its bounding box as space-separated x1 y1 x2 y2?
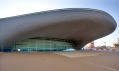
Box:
0 8 117 49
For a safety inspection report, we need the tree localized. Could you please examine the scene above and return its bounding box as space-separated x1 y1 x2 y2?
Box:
113 43 119 47
113 38 119 48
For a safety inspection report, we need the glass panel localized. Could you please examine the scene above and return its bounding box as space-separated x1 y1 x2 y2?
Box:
12 37 74 52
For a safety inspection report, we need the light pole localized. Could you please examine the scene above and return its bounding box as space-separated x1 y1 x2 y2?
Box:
104 42 106 47
117 38 119 44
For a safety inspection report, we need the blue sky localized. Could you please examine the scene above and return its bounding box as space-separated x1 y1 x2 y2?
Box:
0 0 119 46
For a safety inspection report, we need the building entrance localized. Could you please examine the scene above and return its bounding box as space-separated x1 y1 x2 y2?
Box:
12 37 74 52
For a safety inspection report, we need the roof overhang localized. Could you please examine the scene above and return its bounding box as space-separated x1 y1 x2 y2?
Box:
0 8 117 49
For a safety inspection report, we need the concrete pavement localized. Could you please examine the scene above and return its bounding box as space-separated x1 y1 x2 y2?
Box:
0 51 119 71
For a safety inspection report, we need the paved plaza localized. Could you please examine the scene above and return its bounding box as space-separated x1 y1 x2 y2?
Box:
0 51 119 71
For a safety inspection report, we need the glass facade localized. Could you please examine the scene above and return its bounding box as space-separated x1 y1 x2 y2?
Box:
11 37 74 52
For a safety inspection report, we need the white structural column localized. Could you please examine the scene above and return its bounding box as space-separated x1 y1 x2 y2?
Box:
36 41 37 51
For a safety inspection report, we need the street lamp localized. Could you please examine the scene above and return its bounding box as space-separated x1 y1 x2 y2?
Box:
104 42 106 47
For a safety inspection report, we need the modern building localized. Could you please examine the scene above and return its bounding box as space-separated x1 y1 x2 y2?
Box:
0 8 117 52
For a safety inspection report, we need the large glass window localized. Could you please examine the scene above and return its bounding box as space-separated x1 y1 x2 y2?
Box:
12 37 74 52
